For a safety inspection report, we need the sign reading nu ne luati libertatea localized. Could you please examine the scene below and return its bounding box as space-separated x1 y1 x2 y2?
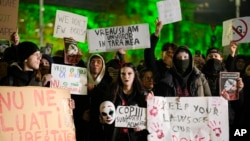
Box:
0 86 76 141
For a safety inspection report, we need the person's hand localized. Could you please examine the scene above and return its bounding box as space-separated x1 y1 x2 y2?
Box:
118 48 126 55
10 31 20 46
237 77 244 92
42 74 52 86
229 41 237 57
86 83 95 91
145 91 154 101
155 19 163 37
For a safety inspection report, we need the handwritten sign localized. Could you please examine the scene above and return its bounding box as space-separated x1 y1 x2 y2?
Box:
87 23 150 53
115 106 146 129
222 16 250 46
53 10 88 42
157 0 182 25
0 0 19 39
0 86 76 141
147 96 229 141
50 63 87 95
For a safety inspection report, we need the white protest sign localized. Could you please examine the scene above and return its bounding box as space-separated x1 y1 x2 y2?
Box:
50 63 87 95
222 16 250 46
87 23 150 53
115 106 146 129
157 0 182 25
53 10 88 42
147 96 229 141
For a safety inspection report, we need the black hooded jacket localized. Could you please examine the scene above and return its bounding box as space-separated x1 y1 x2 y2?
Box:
154 46 211 97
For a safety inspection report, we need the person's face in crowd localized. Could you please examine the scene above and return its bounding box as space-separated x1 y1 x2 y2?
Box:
236 58 246 71
120 66 135 87
162 48 174 68
245 64 250 76
90 57 103 75
25 51 41 70
40 58 50 67
141 71 154 90
176 51 189 60
206 53 223 62
40 58 51 75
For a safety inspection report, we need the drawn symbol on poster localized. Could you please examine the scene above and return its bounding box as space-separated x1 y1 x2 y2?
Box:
232 19 248 42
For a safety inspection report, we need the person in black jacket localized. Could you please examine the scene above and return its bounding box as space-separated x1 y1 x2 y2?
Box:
0 41 41 86
107 63 152 141
144 20 177 85
154 46 212 97
202 46 244 141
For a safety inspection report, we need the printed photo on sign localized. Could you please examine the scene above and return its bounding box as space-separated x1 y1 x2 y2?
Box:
64 37 83 65
220 72 240 101
157 0 182 25
147 96 229 141
53 10 88 42
87 23 150 53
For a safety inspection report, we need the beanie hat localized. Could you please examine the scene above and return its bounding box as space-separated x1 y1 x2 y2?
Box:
206 47 222 56
18 41 39 63
42 54 54 66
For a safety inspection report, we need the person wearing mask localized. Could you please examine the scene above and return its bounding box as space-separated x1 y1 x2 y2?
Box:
154 46 211 97
144 20 177 85
0 41 41 86
201 45 244 141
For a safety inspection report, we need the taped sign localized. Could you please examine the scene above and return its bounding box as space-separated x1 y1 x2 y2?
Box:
222 16 250 46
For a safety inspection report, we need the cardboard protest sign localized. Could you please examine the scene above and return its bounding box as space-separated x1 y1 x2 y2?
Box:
147 96 229 141
0 86 76 141
50 63 87 95
115 106 146 129
53 10 88 42
0 0 19 39
157 0 182 25
87 23 150 53
222 16 250 46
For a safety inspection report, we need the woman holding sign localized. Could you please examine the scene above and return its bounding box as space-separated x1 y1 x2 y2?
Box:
107 62 153 141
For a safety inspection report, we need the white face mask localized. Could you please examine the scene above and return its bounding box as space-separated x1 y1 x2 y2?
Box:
99 101 116 124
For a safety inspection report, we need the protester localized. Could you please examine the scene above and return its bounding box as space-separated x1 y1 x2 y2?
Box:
144 20 177 85
107 62 152 141
154 46 211 97
0 41 41 86
202 44 244 141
